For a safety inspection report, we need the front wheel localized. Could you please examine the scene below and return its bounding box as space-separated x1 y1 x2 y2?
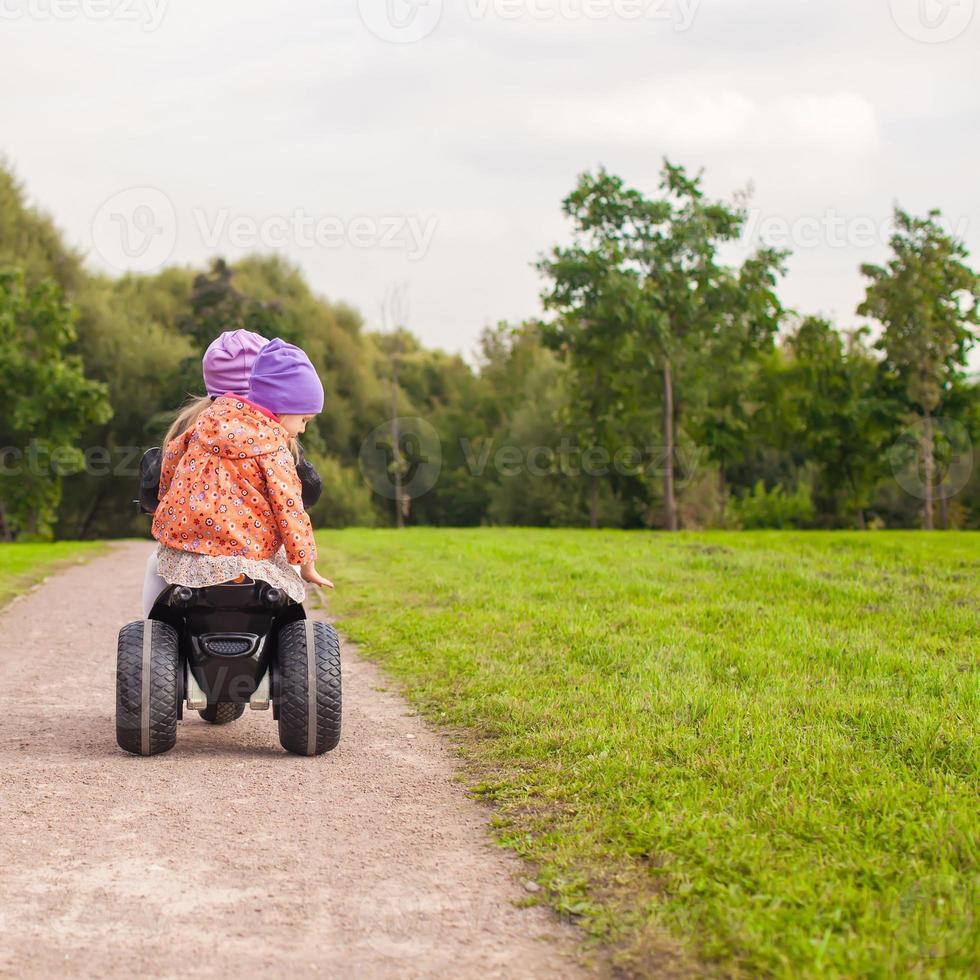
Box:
275 620 342 756
199 702 246 725
116 620 180 756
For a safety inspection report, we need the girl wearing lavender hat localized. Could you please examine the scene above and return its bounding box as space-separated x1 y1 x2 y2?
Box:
140 332 324 615
149 339 332 611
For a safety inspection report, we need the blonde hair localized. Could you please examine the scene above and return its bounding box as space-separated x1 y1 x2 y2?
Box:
162 394 212 448
162 394 302 463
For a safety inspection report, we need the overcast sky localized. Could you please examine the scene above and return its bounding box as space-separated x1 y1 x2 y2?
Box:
2 0 978 358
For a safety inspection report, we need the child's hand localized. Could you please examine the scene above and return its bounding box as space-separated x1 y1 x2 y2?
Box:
301 562 334 589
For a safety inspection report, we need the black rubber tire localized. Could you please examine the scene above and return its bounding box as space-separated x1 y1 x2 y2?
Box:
116 620 180 756
276 620 342 756
198 702 246 725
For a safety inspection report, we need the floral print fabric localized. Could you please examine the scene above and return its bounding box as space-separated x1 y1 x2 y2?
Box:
155 544 307 604
151 396 318 567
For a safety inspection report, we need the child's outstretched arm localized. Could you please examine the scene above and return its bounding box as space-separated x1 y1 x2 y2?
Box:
255 446 331 587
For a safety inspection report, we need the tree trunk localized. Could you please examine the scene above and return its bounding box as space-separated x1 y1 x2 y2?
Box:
389 358 405 529
939 486 949 530
79 482 108 540
662 359 678 531
856 509 866 531
391 406 403 530
921 412 934 531
589 365 601 530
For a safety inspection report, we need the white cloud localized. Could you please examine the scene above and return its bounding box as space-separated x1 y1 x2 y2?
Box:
534 85 879 152
0 0 975 354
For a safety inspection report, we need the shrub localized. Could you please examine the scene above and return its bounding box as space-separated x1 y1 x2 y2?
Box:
733 479 815 529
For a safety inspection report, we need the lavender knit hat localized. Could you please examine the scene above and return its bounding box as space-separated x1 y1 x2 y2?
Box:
248 338 325 415
202 329 269 397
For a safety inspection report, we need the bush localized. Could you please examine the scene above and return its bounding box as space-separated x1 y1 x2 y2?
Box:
733 479 815 529
306 454 377 528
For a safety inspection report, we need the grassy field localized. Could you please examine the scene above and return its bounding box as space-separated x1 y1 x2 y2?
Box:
317 529 979 978
0 541 106 608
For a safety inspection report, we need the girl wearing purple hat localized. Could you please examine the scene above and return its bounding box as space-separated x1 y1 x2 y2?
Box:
156 328 269 447
140 331 324 615
149 338 332 613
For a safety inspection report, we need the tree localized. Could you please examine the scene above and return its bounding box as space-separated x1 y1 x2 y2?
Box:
177 258 289 349
782 317 887 527
0 269 111 539
539 162 786 529
376 285 414 527
858 208 979 529
537 176 641 527
0 163 83 292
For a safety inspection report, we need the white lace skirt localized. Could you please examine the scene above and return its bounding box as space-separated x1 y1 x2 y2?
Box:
155 544 307 604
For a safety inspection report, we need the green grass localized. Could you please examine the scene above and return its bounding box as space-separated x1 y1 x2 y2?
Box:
0 541 107 608
317 528 979 978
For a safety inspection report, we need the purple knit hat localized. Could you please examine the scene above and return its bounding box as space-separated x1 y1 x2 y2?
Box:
248 338 325 415
202 329 269 397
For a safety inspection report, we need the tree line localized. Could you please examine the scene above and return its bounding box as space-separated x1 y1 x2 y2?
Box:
0 160 977 539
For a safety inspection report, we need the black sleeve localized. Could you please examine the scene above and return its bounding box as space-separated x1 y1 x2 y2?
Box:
138 447 163 516
295 442 323 510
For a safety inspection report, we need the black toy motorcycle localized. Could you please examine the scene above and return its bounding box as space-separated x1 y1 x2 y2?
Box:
115 448 339 757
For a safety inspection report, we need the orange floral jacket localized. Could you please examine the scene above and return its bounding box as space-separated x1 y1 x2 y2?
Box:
152 396 317 566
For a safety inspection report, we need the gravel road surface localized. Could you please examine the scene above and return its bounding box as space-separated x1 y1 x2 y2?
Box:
0 541 590 979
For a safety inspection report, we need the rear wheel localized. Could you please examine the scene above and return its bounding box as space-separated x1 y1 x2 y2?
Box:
275 620 342 756
116 620 180 756
199 702 246 725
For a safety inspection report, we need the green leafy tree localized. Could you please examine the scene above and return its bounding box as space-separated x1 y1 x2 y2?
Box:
537 178 640 527
539 162 786 529
0 269 111 538
858 208 979 529
177 258 289 349
0 164 83 291
783 317 888 527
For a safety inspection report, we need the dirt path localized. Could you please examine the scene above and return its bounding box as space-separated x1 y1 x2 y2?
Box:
0 541 591 979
